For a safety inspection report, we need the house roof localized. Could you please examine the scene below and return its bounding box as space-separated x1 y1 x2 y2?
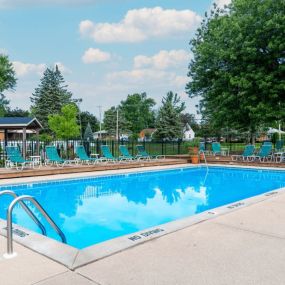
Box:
0 117 43 129
183 123 194 132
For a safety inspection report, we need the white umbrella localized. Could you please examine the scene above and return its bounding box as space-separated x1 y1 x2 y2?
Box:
267 127 285 139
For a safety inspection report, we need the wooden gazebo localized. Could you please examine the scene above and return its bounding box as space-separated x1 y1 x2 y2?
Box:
0 117 42 158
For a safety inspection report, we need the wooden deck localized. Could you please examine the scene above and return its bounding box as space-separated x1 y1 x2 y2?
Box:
204 155 285 168
166 154 285 168
0 158 188 179
0 155 284 180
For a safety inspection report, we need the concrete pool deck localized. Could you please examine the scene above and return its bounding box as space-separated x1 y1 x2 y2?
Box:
1 179 285 284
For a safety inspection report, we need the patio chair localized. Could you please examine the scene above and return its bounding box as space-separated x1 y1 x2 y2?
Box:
136 145 165 160
119 145 139 161
212 142 229 156
249 144 272 162
231 145 255 161
101 145 128 163
199 142 205 152
275 140 284 152
5 146 33 170
45 146 70 167
75 145 103 164
211 142 221 155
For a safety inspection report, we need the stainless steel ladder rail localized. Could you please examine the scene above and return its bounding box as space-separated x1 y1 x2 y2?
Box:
5 195 67 257
0 190 46 236
199 150 208 169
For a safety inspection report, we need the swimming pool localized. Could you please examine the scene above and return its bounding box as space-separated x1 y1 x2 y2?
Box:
1 166 285 249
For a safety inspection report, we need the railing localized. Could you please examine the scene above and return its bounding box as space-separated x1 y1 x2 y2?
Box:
3 194 66 257
0 138 271 165
0 139 185 163
0 191 46 236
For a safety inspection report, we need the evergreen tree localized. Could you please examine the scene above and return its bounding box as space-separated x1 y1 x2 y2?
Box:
83 122 94 141
80 111 99 134
30 65 73 131
0 94 10 117
155 92 186 140
0 54 17 116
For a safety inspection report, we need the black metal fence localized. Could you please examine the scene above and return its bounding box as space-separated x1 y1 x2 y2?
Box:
0 139 268 166
0 139 187 164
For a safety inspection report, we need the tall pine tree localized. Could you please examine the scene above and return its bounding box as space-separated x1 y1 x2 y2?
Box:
83 122 94 141
30 65 73 131
155 92 186 140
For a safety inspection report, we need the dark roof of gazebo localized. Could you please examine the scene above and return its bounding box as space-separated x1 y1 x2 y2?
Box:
0 117 43 129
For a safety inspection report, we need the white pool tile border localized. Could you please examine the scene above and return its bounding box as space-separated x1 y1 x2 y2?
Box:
0 163 285 269
0 163 193 186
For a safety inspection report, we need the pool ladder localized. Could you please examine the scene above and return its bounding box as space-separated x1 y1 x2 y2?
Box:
0 190 66 258
199 150 208 169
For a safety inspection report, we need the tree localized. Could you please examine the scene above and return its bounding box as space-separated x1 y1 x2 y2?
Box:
80 111 99 135
0 54 17 116
5 108 30 117
0 94 10 117
83 122 94 141
103 106 130 137
30 65 73 131
120 93 156 135
186 0 285 141
48 104 80 139
155 91 186 140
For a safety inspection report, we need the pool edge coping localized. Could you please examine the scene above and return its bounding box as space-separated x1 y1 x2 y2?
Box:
0 163 285 270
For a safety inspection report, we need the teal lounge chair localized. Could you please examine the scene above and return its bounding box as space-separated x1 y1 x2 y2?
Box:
136 145 165 160
231 145 255 161
199 142 205 152
75 145 103 164
211 142 221 155
119 145 139 161
45 146 70 167
275 140 284 152
101 145 128 163
212 142 229 156
5 146 33 170
249 144 272 162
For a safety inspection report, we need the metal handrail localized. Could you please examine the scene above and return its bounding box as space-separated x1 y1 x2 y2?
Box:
0 190 46 236
199 150 208 169
6 195 66 256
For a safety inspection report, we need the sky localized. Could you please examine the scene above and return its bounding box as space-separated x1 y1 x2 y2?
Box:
0 0 230 118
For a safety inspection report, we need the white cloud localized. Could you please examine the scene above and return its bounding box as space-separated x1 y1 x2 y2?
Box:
79 7 202 43
82 48 111 64
134 50 191 70
106 68 187 90
12 61 46 77
12 61 70 76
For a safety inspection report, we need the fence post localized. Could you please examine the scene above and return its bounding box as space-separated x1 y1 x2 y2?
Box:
111 140 114 155
178 140 181 154
161 141 164 155
131 140 134 156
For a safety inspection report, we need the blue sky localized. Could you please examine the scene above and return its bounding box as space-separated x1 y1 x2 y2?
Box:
0 0 230 118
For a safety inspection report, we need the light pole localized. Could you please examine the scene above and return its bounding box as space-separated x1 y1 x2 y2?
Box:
116 108 119 140
97 105 102 139
74 98 83 140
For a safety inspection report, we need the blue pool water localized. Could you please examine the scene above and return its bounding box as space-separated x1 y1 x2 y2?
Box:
0 166 285 249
